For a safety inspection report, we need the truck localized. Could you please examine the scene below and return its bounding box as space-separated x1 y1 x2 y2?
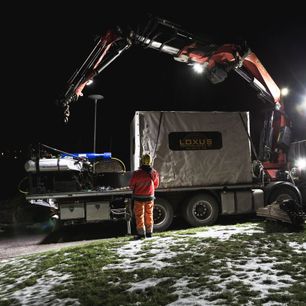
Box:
21 17 306 231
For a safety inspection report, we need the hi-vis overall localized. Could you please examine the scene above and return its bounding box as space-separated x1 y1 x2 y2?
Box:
129 167 159 236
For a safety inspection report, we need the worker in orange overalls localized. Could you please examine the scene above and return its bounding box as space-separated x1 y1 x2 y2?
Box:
129 153 159 240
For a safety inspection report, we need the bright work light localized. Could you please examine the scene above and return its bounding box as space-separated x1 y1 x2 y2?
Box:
296 158 306 170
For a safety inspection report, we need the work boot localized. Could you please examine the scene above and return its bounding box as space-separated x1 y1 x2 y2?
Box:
146 232 152 238
133 234 145 240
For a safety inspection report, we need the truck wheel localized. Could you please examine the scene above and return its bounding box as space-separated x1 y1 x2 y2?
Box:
153 198 174 232
183 193 219 227
297 182 306 207
268 185 301 205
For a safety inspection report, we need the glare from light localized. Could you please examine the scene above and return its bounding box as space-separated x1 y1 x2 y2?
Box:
302 97 306 109
86 80 93 86
296 96 306 115
281 87 289 96
296 158 306 170
193 63 205 74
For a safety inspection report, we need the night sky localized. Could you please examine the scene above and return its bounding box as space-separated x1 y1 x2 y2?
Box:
1 3 306 198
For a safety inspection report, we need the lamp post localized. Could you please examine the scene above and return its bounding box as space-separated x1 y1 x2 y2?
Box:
88 94 104 154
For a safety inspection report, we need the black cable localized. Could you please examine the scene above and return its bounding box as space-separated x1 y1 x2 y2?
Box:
153 112 163 163
239 112 258 160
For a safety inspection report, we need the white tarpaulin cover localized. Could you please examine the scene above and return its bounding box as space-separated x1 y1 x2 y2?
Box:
130 111 253 188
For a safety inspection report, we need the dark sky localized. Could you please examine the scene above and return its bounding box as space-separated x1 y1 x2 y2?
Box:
2 3 306 170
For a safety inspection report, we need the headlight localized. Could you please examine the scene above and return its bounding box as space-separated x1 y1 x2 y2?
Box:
296 158 306 170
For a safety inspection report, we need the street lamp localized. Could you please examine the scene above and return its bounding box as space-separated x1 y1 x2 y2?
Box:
88 94 104 154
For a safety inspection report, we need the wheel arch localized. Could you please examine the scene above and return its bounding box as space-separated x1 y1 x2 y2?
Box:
264 181 302 205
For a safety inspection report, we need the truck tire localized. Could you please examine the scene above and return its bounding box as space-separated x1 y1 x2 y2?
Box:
297 182 306 207
153 198 174 232
183 193 219 227
268 185 301 205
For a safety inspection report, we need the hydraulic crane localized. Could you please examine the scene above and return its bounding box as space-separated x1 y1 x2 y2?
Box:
60 17 290 181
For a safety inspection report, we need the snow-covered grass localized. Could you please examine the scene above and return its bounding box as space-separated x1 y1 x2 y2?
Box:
0 221 305 305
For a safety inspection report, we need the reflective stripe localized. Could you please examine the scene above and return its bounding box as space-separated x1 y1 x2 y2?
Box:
133 195 155 201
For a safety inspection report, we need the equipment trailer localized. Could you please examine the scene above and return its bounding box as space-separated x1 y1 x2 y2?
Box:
24 113 305 231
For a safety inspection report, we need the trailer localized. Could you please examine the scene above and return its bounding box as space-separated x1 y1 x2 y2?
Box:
24 111 304 232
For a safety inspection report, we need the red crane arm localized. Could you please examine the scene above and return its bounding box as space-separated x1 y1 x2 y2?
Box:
59 17 289 174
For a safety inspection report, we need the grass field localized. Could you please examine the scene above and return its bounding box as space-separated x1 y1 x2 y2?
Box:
0 221 305 306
